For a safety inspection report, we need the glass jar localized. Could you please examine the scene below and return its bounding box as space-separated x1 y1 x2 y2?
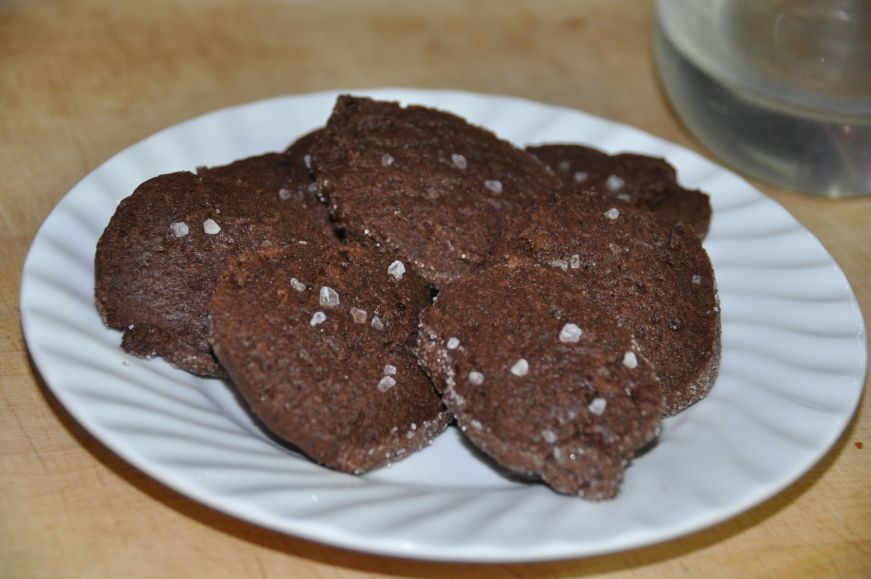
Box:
655 0 871 197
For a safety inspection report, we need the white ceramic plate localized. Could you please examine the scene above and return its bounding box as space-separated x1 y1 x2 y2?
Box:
21 89 867 562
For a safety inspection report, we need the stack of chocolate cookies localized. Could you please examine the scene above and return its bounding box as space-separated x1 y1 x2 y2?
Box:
95 95 720 499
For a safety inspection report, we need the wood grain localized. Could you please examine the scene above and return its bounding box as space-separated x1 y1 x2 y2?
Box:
1 1 868 577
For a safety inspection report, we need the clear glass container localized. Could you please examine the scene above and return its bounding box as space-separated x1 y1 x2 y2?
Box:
655 0 871 197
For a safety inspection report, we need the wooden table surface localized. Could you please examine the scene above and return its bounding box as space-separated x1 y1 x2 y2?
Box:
2 1 869 577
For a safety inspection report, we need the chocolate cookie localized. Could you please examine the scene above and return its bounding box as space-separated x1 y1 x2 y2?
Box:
312 95 561 287
418 265 663 499
95 143 334 377
199 130 331 235
500 196 720 415
209 244 450 473
527 144 712 238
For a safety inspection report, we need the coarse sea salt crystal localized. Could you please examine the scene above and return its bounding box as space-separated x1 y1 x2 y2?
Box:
171 222 189 237
606 175 625 191
692 274 702 285
510 358 529 376
446 386 465 406
559 323 582 343
303 154 312 170
384 364 397 376
381 153 394 167
484 179 503 194
623 351 638 369
446 337 460 350
319 286 340 308
588 397 607 415
290 277 306 292
377 376 396 392
387 260 405 280
542 429 557 443
203 219 221 234
548 259 569 271
278 188 292 201
350 307 367 324
569 254 581 269
574 171 588 183
452 153 467 169
468 370 484 385
604 207 620 220
371 315 384 331
310 311 327 326
557 160 571 171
